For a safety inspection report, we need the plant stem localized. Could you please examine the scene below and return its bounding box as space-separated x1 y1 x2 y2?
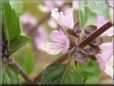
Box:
60 53 72 84
8 57 33 84
78 21 113 48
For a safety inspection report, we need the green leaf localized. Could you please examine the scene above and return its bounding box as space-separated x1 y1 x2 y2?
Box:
14 45 35 75
3 2 21 41
2 73 11 84
10 0 24 16
80 59 101 84
10 36 31 54
40 64 82 84
2 64 20 84
79 0 109 27
79 6 97 27
0 59 2 84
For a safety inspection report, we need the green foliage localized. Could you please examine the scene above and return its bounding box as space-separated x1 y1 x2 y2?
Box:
80 59 101 84
79 0 109 27
10 36 31 54
79 6 97 27
2 2 32 84
40 63 82 84
10 0 24 16
3 2 21 41
2 2 31 55
2 64 20 84
40 59 101 84
14 45 35 75
0 59 2 84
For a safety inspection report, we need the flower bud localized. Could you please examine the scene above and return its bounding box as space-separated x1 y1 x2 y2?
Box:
84 25 97 35
73 23 81 37
84 46 100 55
90 37 103 46
73 50 88 64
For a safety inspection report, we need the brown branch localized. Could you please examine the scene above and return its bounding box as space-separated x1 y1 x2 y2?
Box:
8 57 33 84
32 21 113 84
78 21 113 48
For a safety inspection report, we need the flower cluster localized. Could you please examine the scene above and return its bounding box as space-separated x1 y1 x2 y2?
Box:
35 8 113 78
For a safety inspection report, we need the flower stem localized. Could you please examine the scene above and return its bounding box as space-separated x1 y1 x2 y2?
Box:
78 21 112 48
8 57 33 84
60 53 72 84
32 21 113 84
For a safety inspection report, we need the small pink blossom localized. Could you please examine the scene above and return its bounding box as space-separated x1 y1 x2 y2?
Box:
37 29 70 55
44 0 65 11
51 8 74 29
106 0 114 8
96 15 113 36
49 29 70 54
96 42 113 78
35 27 48 50
95 15 113 78
20 13 38 26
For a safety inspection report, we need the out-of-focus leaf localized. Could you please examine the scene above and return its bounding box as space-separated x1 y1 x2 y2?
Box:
79 6 97 27
79 0 109 27
0 59 2 84
10 0 24 16
14 45 35 75
40 63 82 84
10 36 31 54
3 2 21 41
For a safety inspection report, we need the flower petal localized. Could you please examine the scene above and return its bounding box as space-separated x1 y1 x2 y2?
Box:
50 29 70 54
35 27 48 48
50 30 65 42
39 42 62 55
58 8 74 29
51 8 74 29
96 42 113 73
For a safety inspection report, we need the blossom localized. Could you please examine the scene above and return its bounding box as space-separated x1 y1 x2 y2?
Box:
106 0 114 8
37 29 70 55
20 13 38 26
96 42 113 78
51 8 74 29
96 15 113 36
95 15 113 78
35 27 48 50
44 0 65 11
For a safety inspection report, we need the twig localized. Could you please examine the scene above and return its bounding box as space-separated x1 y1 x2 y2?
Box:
8 57 33 84
32 21 113 84
78 21 113 48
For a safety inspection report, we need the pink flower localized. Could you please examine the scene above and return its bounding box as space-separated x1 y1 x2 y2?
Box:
51 8 74 29
96 15 113 78
96 42 113 78
96 15 113 36
49 29 70 54
37 29 70 55
44 0 65 11
35 27 48 50
20 13 38 26
106 0 114 8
